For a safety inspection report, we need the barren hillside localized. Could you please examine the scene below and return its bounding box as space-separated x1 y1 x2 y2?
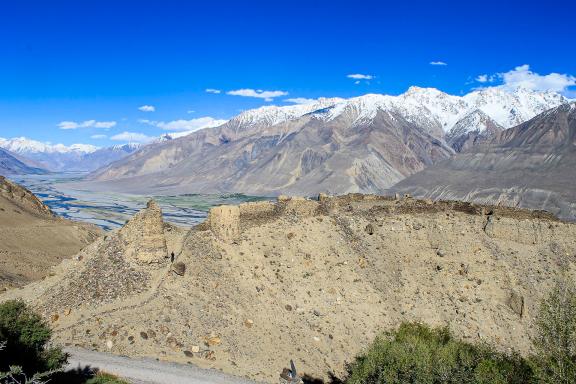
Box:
2 194 575 382
0 176 101 289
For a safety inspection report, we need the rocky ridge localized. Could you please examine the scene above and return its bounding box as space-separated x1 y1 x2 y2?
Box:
1 194 575 382
0 175 53 217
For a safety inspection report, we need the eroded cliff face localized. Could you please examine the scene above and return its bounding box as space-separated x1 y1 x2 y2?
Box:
2 195 575 382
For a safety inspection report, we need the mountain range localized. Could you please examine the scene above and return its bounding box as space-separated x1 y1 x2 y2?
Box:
0 137 140 172
392 102 576 220
86 86 569 196
0 147 48 175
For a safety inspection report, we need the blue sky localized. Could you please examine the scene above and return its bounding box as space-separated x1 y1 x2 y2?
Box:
0 0 575 147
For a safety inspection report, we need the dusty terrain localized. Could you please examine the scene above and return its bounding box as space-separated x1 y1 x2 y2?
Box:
0 176 101 289
66 347 257 384
2 194 576 382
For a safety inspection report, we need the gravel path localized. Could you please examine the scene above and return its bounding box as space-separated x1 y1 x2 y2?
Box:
65 347 259 384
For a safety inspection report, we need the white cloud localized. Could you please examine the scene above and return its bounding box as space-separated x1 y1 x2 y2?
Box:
138 105 155 112
110 131 154 144
58 120 117 130
498 64 576 94
475 74 496 83
476 74 489 83
140 116 228 132
430 61 448 66
187 110 195 114
227 89 288 102
90 134 107 139
347 74 374 80
284 97 317 105
205 88 222 94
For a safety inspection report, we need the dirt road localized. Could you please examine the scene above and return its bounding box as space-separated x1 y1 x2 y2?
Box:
65 348 259 384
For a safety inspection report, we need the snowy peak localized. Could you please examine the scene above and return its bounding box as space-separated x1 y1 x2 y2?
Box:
0 137 98 154
110 143 141 152
302 87 568 146
462 87 567 128
0 137 141 172
200 86 567 145
310 94 393 124
445 109 505 152
228 97 344 131
450 109 504 136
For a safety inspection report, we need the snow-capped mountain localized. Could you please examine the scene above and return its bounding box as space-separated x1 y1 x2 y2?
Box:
309 87 568 148
391 101 576 220
151 87 565 150
226 97 344 134
87 86 570 196
0 137 140 172
110 143 141 152
0 137 98 154
6 85 568 188
445 110 504 152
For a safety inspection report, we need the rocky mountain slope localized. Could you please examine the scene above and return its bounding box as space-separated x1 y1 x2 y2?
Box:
88 108 453 196
391 102 576 221
0 137 140 172
0 176 101 289
2 194 575 382
445 109 505 152
0 147 48 175
86 87 567 196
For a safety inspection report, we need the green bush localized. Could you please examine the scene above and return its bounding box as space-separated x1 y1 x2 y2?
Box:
85 372 130 384
345 322 533 384
531 278 576 384
0 299 67 380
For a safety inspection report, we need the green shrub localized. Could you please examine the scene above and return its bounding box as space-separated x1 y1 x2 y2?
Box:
345 322 533 384
85 372 130 384
0 299 67 380
531 278 576 384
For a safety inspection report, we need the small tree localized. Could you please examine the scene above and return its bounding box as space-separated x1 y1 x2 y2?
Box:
344 322 533 384
0 300 67 383
533 278 576 384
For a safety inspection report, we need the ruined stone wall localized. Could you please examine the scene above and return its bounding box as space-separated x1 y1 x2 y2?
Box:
207 205 240 242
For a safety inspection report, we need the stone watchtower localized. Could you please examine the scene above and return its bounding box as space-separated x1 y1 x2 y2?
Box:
119 200 169 265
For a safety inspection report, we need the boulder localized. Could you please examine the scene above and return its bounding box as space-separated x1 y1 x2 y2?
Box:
172 261 186 276
365 224 374 235
507 290 524 317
